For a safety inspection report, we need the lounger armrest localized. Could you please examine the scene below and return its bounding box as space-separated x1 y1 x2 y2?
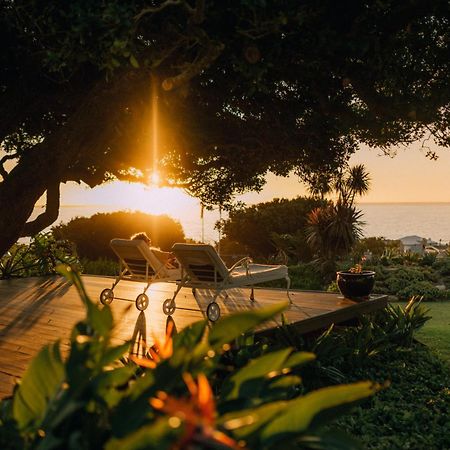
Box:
228 256 253 274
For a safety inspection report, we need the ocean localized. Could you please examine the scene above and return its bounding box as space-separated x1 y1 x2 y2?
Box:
358 203 450 243
32 202 450 245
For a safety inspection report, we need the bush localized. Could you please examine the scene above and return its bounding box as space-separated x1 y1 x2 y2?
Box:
52 211 185 260
433 258 450 276
336 345 450 450
397 281 443 302
0 233 79 279
81 258 118 276
221 196 327 262
261 263 325 290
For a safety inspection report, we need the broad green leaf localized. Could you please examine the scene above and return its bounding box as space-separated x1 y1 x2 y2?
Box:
219 401 287 438
100 342 130 367
261 382 382 445
268 375 302 390
223 348 292 401
208 301 288 348
106 418 179 450
284 351 316 368
57 264 113 337
88 301 113 337
173 319 207 350
13 343 65 431
296 429 363 450
129 54 140 68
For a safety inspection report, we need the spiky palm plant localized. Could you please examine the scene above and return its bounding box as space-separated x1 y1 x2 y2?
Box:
306 164 369 277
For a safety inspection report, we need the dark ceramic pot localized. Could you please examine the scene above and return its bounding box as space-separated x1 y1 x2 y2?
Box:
336 270 376 301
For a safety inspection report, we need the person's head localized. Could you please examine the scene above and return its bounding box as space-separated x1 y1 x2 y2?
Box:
131 232 151 245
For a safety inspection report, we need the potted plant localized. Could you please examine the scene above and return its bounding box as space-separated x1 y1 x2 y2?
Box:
336 264 375 301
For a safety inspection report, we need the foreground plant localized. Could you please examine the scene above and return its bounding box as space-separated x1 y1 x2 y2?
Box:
0 266 381 449
0 232 79 279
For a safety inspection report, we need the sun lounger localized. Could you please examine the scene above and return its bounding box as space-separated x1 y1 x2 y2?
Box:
162 243 291 321
99 239 181 311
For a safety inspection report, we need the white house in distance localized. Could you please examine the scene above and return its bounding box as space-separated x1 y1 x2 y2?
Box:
399 235 426 254
398 235 441 255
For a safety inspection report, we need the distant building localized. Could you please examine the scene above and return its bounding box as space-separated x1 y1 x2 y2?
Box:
399 235 426 254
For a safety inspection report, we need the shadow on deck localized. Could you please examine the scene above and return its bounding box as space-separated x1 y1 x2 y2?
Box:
0 275 387 399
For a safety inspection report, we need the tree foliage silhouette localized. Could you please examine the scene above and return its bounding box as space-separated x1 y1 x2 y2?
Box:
1 0 449 255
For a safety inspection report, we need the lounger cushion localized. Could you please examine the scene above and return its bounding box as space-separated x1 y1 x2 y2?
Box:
229 264 288 286
172 243 288 287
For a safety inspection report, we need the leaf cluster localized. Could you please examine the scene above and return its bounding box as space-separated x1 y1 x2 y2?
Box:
0 232 79 279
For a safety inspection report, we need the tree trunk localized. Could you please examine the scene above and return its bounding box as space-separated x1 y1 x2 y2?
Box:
0 69 151 257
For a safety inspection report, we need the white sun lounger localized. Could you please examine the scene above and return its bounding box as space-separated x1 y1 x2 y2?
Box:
99 239 181 311
161 243 291 321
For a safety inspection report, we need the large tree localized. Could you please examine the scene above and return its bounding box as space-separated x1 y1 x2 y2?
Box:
1 0 449 255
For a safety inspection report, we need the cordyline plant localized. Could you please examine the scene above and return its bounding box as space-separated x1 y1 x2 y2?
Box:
0 266 381 449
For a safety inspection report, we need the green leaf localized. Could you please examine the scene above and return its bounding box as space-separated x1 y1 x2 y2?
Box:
173 320 207 350
208 301 288 349
100 342 130 367
57 264 113 338
284 351 316 368
260 382 382 445
129 54 139 68
223 348 292 401
268 375 302 390
105 418 179 450
13 343 65 431
220 401 287 439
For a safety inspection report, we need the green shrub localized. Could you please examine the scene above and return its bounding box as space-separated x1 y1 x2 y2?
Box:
0 233 79 279
433 258 450 275
81 258 118 276
397 281 442 302
52 211 185 260
336 345 450 450
419 253 437 266
262 263 325 290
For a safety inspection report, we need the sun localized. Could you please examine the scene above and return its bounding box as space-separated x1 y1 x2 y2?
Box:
81 181 198 218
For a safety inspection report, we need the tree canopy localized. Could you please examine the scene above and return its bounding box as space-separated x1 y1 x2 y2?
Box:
221 196 327 262
1 0 449 255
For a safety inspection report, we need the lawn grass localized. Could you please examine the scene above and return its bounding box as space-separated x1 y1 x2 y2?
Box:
414 301 450 364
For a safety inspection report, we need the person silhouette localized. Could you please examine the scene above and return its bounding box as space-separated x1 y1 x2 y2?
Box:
130 232 179 269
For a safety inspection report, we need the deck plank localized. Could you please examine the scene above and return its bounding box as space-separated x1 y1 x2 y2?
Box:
0 275 387 399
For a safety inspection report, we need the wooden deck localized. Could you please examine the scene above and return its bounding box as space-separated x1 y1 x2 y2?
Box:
0 275 387 399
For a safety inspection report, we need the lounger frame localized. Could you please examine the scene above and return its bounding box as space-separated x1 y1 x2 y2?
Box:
100 239 180 311
162 243 291 321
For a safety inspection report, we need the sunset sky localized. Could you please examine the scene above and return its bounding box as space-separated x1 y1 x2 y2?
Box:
61 140 450 208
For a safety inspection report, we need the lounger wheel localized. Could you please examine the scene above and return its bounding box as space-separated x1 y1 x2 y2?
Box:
136 294 149 311
163 299 176 316
100 288 114 305
206 302 220 322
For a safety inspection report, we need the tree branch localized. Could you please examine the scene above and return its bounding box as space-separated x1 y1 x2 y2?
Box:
0 152 18 180
20 182 60 237
162 41 224 91
135 0 194 22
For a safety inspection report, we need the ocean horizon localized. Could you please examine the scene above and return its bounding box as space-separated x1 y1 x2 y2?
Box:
32 202 450 245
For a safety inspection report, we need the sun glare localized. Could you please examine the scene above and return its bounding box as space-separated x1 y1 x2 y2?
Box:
150 171 160 186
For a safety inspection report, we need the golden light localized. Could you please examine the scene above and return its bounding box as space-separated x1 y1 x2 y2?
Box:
150 171 160 186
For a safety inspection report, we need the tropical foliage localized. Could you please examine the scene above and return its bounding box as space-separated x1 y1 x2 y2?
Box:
52 211 185 259
220 197 327 262
0 267 381 449
306 165 370 277
0 233 79 279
